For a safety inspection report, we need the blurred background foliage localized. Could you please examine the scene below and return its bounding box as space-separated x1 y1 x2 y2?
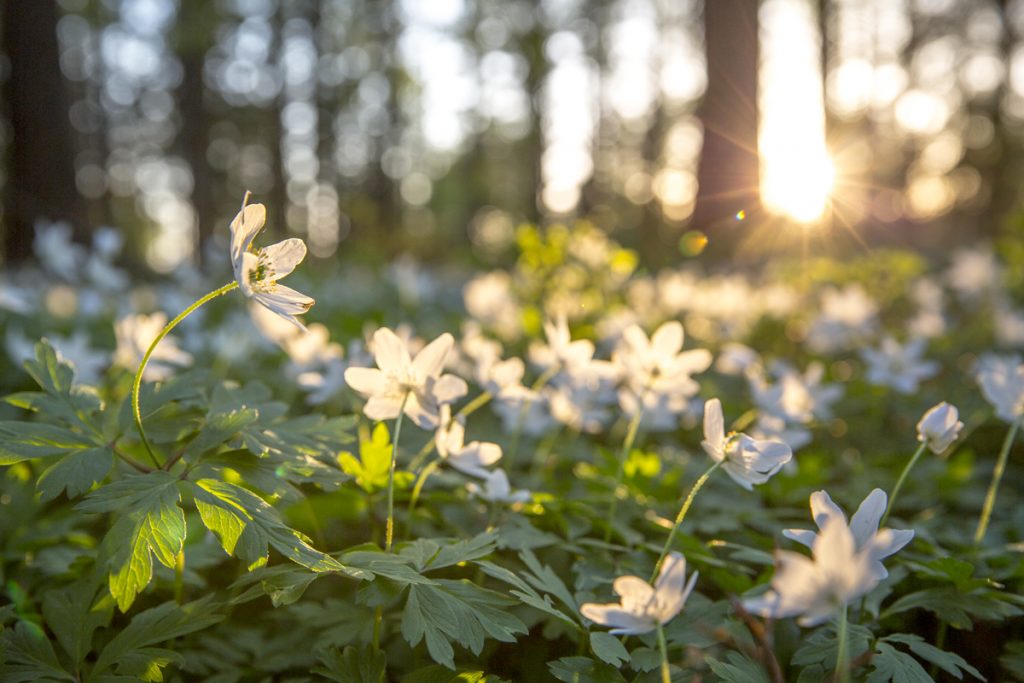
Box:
2 0 1024 274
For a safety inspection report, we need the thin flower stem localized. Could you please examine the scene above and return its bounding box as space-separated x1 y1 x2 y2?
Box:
173 549 185 604
651 461 722 583
881 442 928 527
385 394 409 553
973 417 1021 545
510 365 560 465
405 392 492 472
603 409 644 543
408 458 441 514
459 390 493 419
835 603 850 683
656 622 672 683
131 281 239 467
372 606 383 649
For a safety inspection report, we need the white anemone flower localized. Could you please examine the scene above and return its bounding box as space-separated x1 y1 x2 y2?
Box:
916 402 963 453
344 327 468 429
435 405 502 478
976 353 1024 423
229 193 314 330
467 469 531 504
613 322 712 429
861 337 938 394
743 516 879 627
702 399 792 490
782 489 914 581
114 313 193 381
580 552 698 635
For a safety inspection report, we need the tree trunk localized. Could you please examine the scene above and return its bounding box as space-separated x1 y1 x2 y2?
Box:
1 0 88 262
173 1 217 263
691 0 760 248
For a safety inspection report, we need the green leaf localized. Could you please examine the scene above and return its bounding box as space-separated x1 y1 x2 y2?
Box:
77 471 179 514
314 644 387 683
402 666 505 683
546 657 627 683
341 547 432 585
181 405 261 462
882 634 984 681
0 621 77 682
0 422 97 465
588 631 629 667
883 587 1023 630
1001 641 1024 680
867 642 933 683
791 621 873 669
518 549 578 615
89 598 223 679
706 652 771 683
20 340 103 430
113 647 183 682
190 478 344 573
37 447 113 501
401 580 527 669
403 532 497 572
475 560 579 628
41 577 113 666
81 472 185 611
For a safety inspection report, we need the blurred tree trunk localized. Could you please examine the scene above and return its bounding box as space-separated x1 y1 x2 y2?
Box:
173 1 216 263
1 0 88 262
269 0 289 239
691 0 760 245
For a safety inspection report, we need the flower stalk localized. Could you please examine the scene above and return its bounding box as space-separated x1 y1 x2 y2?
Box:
881 442 927 527
132 281 238 467
656 622 671 683
603 408 643 543
835 603 850 683
973 417 1021 545
651 461 721 582
385 394 409 552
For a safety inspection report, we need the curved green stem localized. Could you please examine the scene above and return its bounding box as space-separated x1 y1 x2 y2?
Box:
459 390 492 419
173 549 185 604
651 461 721 582
405 392 493 472
510 365 560 465
835 603 850 683
603 409 644 543
132 281 239 467
973 418 1021 546
385 395 409 552
881 442 927 527
408 458 441 514
656 622 671 683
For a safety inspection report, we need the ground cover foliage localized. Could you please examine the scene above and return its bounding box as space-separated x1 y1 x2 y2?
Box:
2 216 1024 681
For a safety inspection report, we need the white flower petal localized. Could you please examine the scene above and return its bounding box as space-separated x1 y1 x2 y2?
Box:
703 398 725 457
261 238 307 281
432 374 469 404
413 333 454 378
809 490 846 532
363 395 404 422
229 201 266 266
344 367 387 397
372 328 412 374
651 321 684 357
782 529 817 549
849 489 887 549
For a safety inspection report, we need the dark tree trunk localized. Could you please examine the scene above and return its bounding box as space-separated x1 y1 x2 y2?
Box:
173 1 216 263
691 0 760 244
1 0 88 262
